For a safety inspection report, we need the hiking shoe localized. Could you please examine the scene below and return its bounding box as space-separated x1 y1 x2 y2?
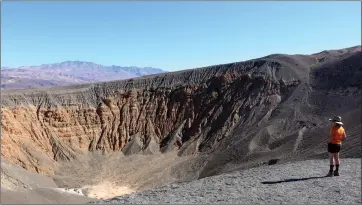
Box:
326 171 334 177
334 171 339 176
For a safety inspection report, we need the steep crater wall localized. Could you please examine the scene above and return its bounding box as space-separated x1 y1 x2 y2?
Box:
1 59 299 174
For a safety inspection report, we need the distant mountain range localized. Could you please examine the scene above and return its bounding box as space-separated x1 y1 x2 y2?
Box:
1 61 166 90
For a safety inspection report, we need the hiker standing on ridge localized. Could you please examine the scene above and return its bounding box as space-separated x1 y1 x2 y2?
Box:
327 116 346 177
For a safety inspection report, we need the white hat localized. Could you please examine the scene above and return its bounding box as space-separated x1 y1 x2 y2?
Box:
329 116 343 125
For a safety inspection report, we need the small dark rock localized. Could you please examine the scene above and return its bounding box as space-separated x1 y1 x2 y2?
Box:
268 159 279 165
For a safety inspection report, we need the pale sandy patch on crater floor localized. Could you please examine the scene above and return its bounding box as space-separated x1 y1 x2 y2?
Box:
81 181 136 200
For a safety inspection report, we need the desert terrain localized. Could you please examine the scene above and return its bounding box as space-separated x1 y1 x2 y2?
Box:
1 45 361 204
1 61 165 90
90 158 361 204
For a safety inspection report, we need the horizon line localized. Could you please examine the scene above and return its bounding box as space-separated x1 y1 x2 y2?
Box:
2 44 360 71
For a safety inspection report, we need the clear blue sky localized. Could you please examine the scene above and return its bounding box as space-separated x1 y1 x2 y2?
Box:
1 1 361 71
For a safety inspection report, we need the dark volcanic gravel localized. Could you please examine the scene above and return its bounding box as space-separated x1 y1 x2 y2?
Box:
89 158 361 204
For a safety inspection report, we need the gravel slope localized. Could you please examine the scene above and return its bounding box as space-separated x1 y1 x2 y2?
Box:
1 161 94 204
1 188 93 204
89 158 361 204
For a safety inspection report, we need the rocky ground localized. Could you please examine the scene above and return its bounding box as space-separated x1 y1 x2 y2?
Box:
89 158 361 204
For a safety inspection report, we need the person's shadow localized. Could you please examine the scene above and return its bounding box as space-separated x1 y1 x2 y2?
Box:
261 176 327 184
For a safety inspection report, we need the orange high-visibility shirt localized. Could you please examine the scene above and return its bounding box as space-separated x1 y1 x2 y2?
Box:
329 125 345 144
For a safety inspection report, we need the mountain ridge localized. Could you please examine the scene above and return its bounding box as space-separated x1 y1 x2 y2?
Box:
1 61 166 90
